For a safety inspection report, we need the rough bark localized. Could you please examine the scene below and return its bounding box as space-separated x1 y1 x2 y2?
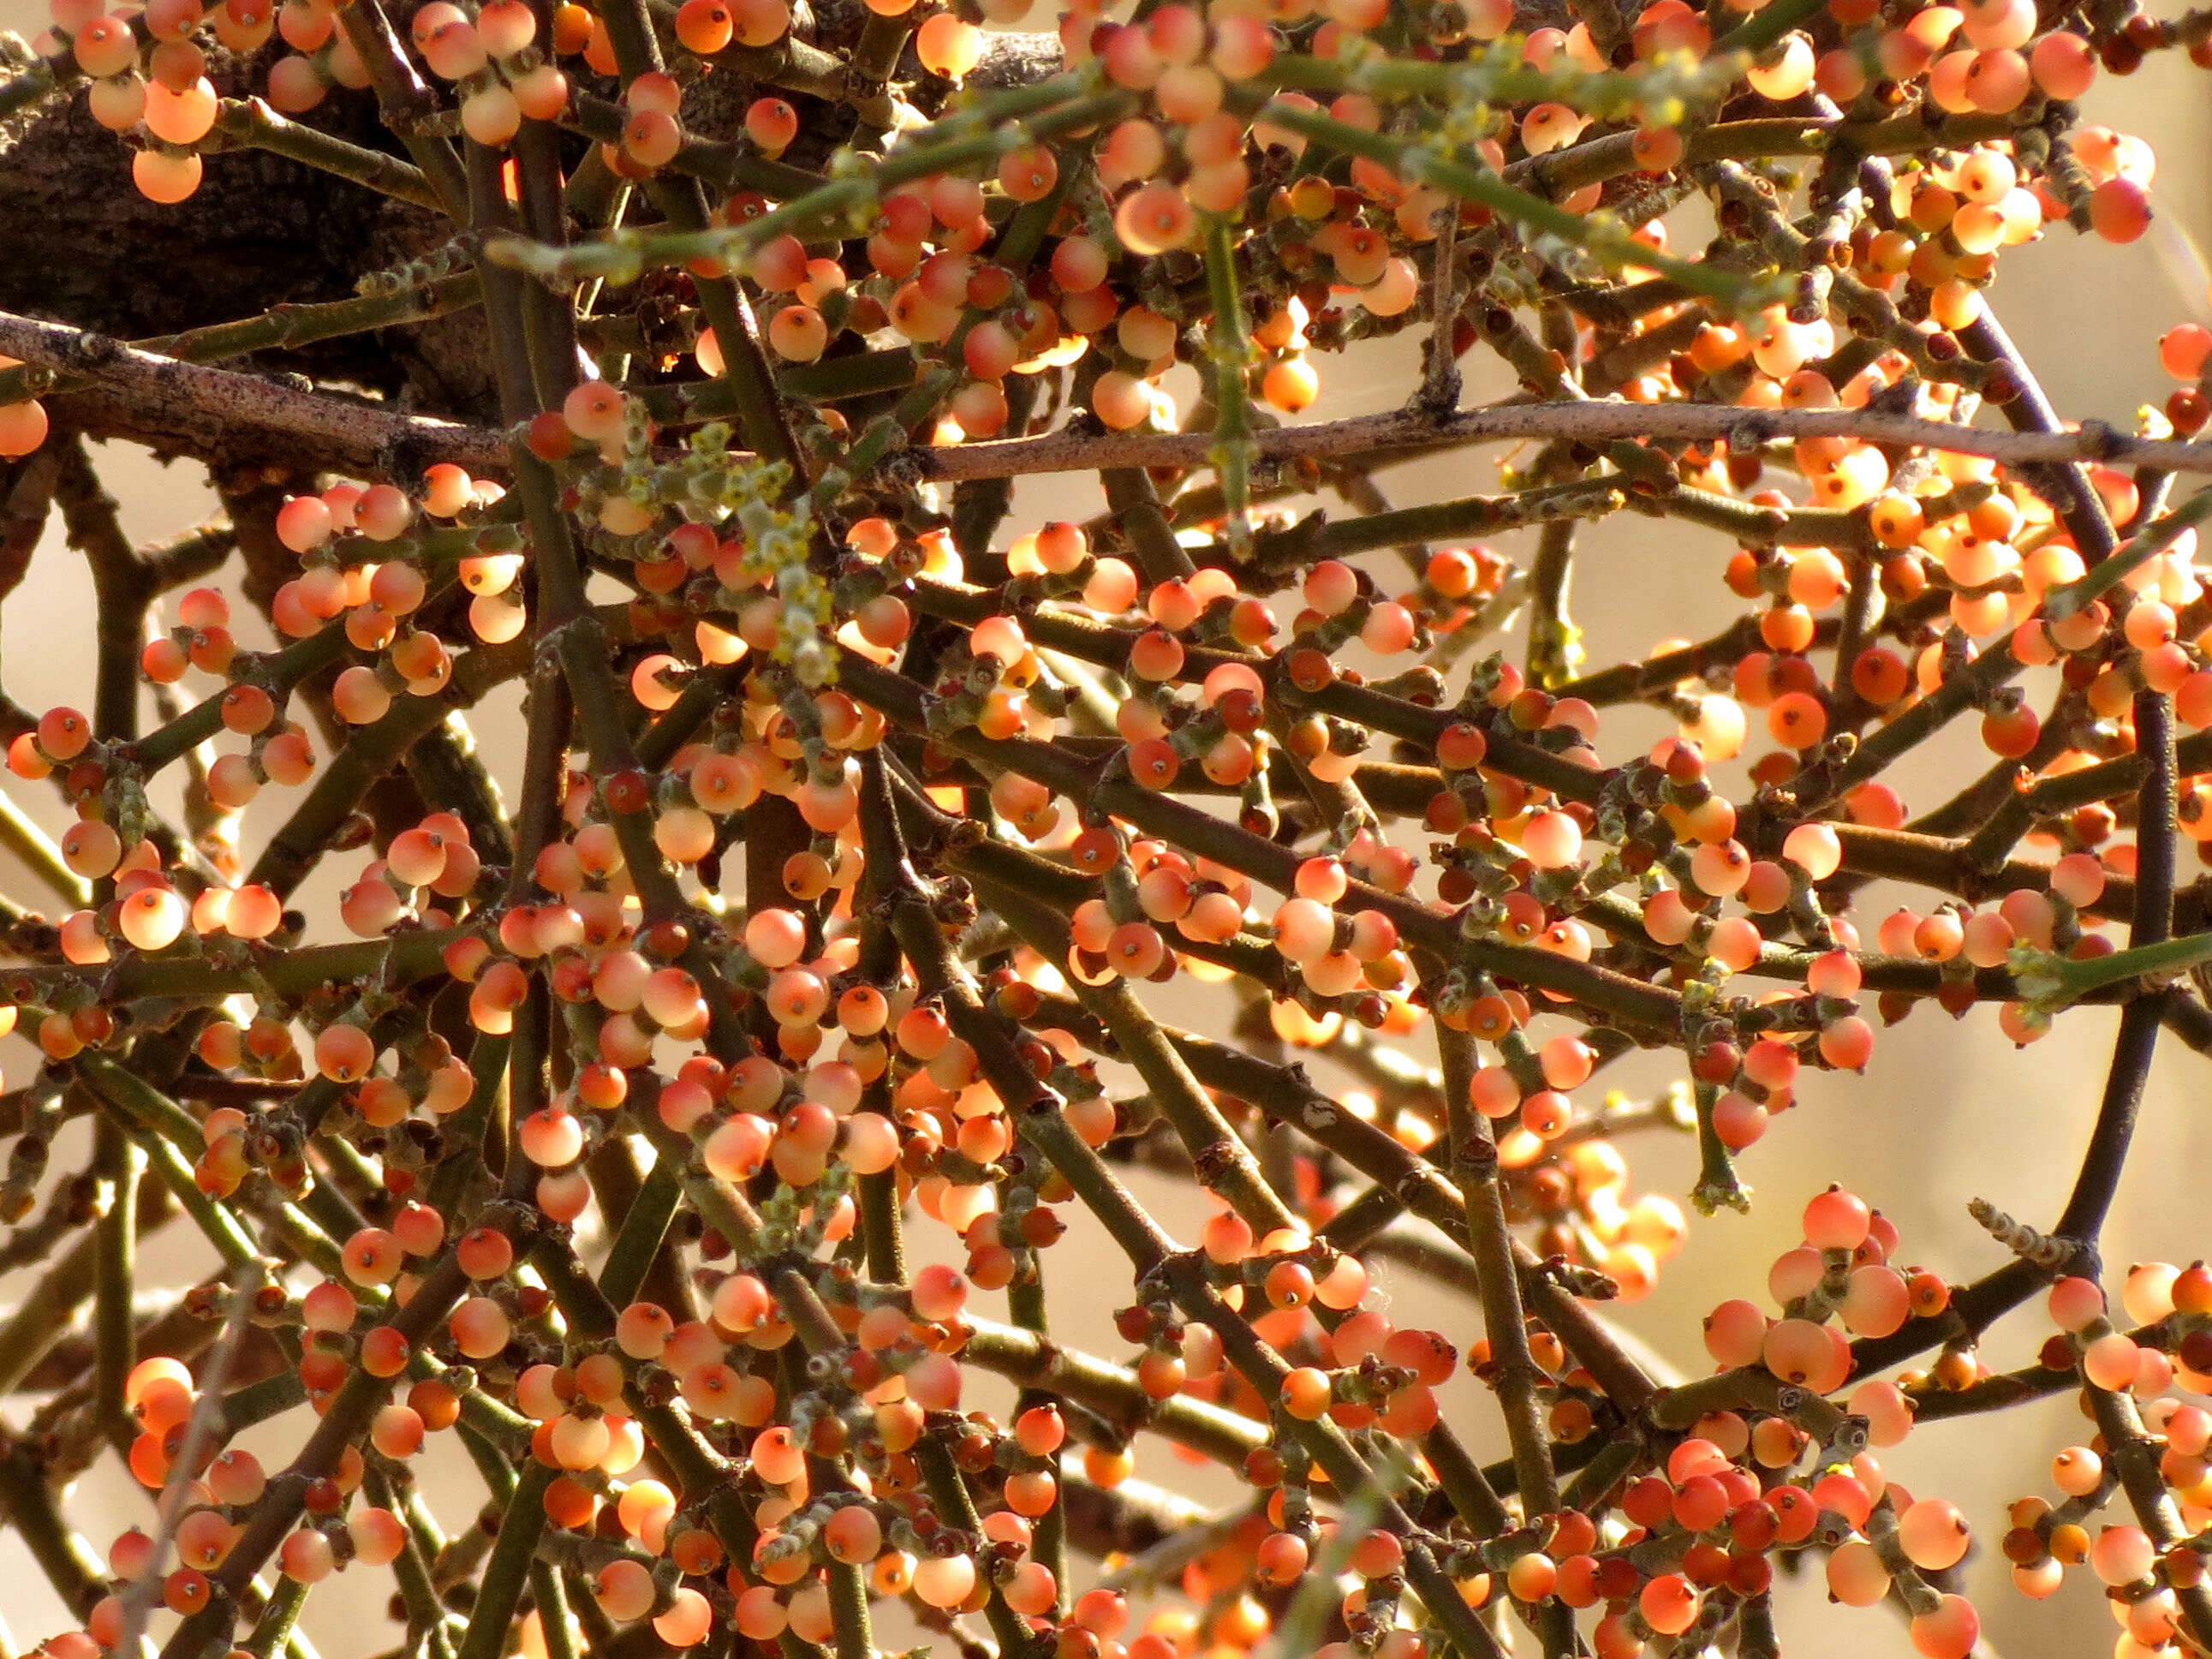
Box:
0 20 1064 445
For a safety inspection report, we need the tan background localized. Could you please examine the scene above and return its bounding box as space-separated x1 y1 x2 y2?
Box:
0 8 2209 1656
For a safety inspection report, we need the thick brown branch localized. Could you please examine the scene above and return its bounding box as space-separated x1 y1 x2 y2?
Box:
0 311 508 480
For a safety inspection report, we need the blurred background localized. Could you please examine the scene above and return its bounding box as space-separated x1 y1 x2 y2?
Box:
0 6 2209 1655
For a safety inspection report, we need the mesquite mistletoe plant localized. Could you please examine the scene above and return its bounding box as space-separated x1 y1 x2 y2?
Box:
0 0 2209 1649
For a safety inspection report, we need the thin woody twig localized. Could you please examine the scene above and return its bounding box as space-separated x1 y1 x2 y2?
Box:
903 399 2212 482
111 1262 260 1657
0 312 508 480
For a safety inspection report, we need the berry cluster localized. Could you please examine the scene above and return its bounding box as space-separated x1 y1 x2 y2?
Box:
2 0 2212 1653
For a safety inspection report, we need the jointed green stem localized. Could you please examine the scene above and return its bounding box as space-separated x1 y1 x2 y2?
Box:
211 98 443 209
1434 1021 1558 1523
0 790 88 910
455 1464 556 1659
1257 103 1776 311
2048 482 2212 618
159 1253 471 1658
1201 215 1256 560
80 1059 262 1270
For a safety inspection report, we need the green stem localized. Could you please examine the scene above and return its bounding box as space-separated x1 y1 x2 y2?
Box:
838 651 1684 1034
0 790 90 910
1005 1270 1069 1620
560 90 820 200
427 1035 512 1219
223 1372 309 1435
0 1228 103 1398
79 1058 261 1268
960 1318 1266 1464
242 1577 313 1659
1258 102 1771 309
892 897 1506 1658
124 621 351 773
596 1144 683 1310
367 1466 461 1659
1712 0 1827 56
1690 1078 1750 1215
2024 928 2212 1009
0 1432 105 1617
826 1558 876 1659
915 1435 1039 1656
1201 215 1256 560
211 97 442 209
2048 483 2212 618
331 0 470 216
528 1558 581 1659
1526 518 1581 689
1290 479 1622 566
159 1255 471 1659
456 1463 557 1659
1433 1021 1558 1524
92 1118 141 1441
489 82 1124 281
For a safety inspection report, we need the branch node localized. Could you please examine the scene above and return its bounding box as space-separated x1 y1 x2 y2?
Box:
1966 1197 2080 1271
